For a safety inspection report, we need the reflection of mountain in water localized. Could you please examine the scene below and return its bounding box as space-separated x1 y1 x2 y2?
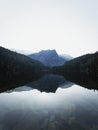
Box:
11 74 73 93
0 47 97 93
0 47 73 93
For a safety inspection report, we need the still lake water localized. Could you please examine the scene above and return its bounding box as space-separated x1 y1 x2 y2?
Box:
0 83 98 130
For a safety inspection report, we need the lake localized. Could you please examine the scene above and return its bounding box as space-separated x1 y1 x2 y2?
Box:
0 83 98 130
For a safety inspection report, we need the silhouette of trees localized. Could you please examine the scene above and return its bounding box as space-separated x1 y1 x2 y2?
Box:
0 47 46 92
52 52 98 90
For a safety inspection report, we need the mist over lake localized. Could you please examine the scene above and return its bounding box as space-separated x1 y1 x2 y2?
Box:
0 47 98 130
0 0 98 129
0 82 98 130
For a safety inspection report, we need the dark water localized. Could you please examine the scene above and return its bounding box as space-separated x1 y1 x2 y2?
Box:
0 83 98 130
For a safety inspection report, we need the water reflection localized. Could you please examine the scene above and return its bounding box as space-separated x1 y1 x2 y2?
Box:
0 84 98 130
10 74 73 93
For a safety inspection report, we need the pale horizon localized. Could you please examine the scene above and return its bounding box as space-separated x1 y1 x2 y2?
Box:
0 0 98 57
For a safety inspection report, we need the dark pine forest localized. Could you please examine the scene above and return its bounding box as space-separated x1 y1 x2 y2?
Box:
52 52 98 90
0 47 46 92
0 46 98 92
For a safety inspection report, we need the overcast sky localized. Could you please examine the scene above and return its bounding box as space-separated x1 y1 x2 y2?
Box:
0 0 98 57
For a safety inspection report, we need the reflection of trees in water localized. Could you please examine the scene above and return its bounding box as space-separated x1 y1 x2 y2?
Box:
9 74 73 93
27 74 71 93
52 52 98 91
0 47 48 93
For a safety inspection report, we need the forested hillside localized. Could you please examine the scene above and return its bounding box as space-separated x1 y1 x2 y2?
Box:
0 46 98 92
52 52 98 89
0 47 46 92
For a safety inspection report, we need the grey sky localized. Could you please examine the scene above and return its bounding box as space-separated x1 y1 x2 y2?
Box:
0 0 98 57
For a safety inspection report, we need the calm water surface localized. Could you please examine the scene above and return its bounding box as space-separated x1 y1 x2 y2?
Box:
0 84 98 130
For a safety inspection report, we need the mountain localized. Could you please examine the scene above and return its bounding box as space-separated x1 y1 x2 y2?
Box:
10 48 32 55
0 47 47 92
60 54 73 60
28 50 69 67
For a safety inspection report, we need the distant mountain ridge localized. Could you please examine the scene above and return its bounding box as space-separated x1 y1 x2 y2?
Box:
60 54 73 60
28 50 71 67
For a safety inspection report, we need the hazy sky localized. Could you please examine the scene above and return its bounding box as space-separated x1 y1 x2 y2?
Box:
0 0 98 57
